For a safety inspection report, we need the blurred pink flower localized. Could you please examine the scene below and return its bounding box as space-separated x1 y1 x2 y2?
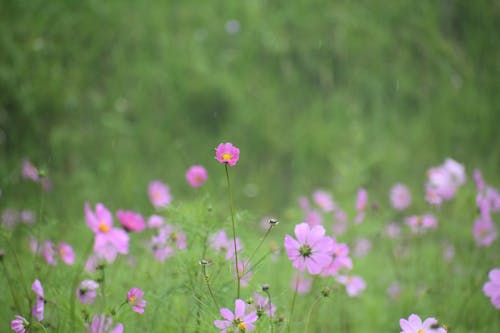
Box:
473 169 485 192
116 210 146 232
473 215 497 247
20 210 36 224
236 259 252 287
313 190 335 212
305 210 323 227
147 215 164 228
390 183 411 211
148 181 172 209
2 208 19 228
387 282 401 300
77 279 99 304
253 292 276 317
11 315 29 333
354 188 368 224
127 287 147 314
321 240 352 276
214 299 258 332
42 240 57 265
406 214 438 234
32 279 44 321
284 223 333 275
483 268 500 308
86 314 123 333
336 275 366 297
298 196 310 211
425 158 465 206
58 242 75 265
399 314 447 333
442 242 455 262
353 237 372 258
215 142 240 166
291 273 313 294
385 222 401 239
209 230 242 260
185 165 208 187
22 159 39 182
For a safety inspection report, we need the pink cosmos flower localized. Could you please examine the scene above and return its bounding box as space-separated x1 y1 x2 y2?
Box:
354 188 368 224
313 190 335 212
390 183 412 211
291 273 313 294
473 169 485 191
406 214 438 234
42 240 56 265
253 292 276 317
236 259 252 287
77 279 99 304
148 181 172 209
149 224 186 261
209 230 242 260
116 210 146 232
215 142 240 166
321 240 352 276
11 315 29 333
305 210 323 227
443 158 466 186
353 237 372 258
385 222 401 239
298 196 310 211
336 275 366 297
32 279 44 321
284 223 334 275
477 186 500 213
58 242 75 265
127 288 147 314
20 210 36 224
399 314 447 333
483 268 500 308
214 299 258 332
185 165 208 187
86 314 123 333
473 215 497 247
147 215 164 228
85 203 129 263
22 159 39 182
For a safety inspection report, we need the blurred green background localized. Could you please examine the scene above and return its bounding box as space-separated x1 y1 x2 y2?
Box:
1 0 499 211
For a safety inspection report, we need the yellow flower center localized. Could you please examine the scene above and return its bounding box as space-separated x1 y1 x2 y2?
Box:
98 222 110 233
238 322 246 332
129 295 136 304
152 190 161 199
222 153 232 161
417 330 424 333
171 233 178 241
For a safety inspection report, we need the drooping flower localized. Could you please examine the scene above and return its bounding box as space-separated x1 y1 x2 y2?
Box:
185 165 208 187
11 315 29 333
483 268 500 308
253 292 276 317
148 181 173 209
77 279 99 304
214 299 258 332
85 203 129 263
86 314 123 333
399 314 447 333
215 142 240 166
390 183 412 211
336 275 366 297
32 279 44 321
127 288 147 314
284 223 334 275
116 210 146 232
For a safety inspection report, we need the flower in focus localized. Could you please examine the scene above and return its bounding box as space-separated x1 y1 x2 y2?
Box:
390 183 412 211
32 279 44 321
483 268 500 308
215 142 240 166
11 315 29 333
253 292 276 317
284 223 333 275
58 242 75 265
399 314 447 333
214 299 258 332
116 210 146 232
336 275 366 297
185 165 208 187
148 181 173 209
127 288 147 314
86 314 123 333
77 280 99 304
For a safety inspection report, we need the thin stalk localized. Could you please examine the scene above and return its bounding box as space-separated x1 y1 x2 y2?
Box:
202 264 220 310
70 238 94 332
224 163 240 298
245 225 273 273
304 296 321 333
287 275 300 333
264 289 274 333
1 258 22 313
100 264 107 310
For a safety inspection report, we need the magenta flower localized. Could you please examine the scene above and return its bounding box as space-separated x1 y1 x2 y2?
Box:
147 214 164 228
312 190 335 212
22 159 39 182
32 279 44 321
284 223 334 275
41 240 56 265
127 288 147 314
399 314 447 333
321 240 352 276
253 292 276 317
58 242 75 265
148 180 173 209
214 299 258 332
11 315 29 333
116 210 146 232
390 183 412 211
483 268 500 308
336 275 366 297
85 203 129 262
77 279 99 304
215 142 240 166
185 165 208 187
86 314 123 333
473 169 485 191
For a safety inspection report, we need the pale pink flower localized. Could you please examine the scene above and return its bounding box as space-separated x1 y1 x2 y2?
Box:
77 279 99 304
215 142 240 166
253 292 276 317
331 219 348 235
236 259 252 287
284 223 334 275
11 315 29 333
209 230 242 260
477 186 500 213
483 268 500 308
127 287 147 314
291 273 313 294
385 222 401 239
354 188 368 224
116 210 146 232
442 242 455 262
399 314 447 333
305 210 323 227
147 215 164 228
42 240 56 265
473 168 485 191
473 215 497 247
2 209 19 228
390 183 412 211
353 237 372 258
22 159 39 182
148 181 172 209
32 279 44 321
298 196 310 211
86 314 123 333
313 190 335 212
214 299 258 332
185 165 208 187
58 242 75 265
406 214 438 234
20 210 36 224
387 282 401 300
321 241 352 276
336 275 366 297
443 158 466 186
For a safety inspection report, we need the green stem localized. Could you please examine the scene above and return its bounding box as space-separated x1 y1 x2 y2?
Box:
245 225 273 274
202 264 220 310
304 296 321 333
70 238 94 332
1 258 22 313
264 289 274 333
224 163 240 299
287 275 300 333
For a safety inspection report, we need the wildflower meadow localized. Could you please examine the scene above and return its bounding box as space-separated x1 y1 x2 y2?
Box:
1 1 500 332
